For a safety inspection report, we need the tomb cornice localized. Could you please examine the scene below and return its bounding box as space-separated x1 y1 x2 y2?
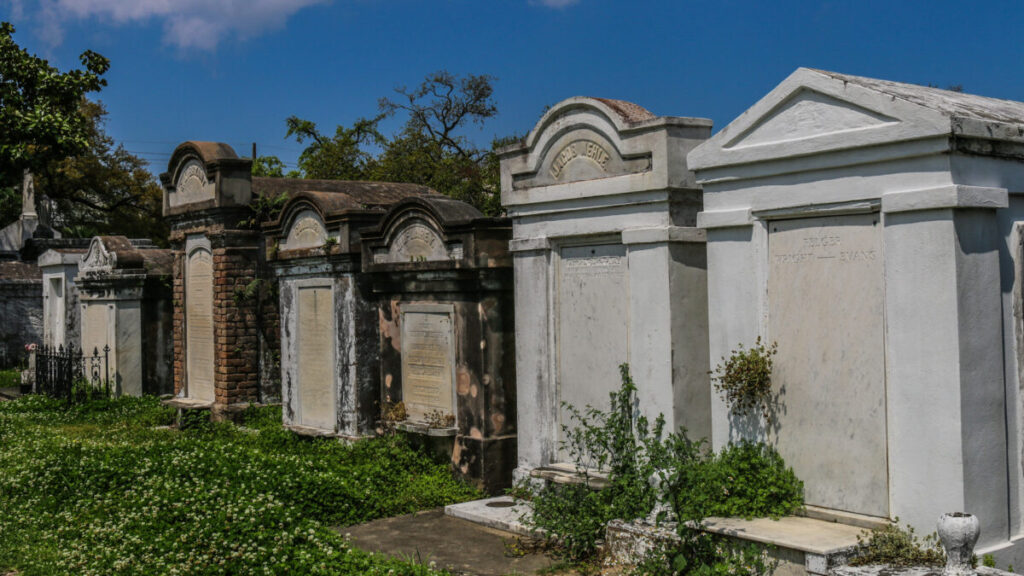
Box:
881 184 1008 214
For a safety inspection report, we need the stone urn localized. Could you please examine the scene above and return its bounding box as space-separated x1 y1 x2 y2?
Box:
937 512 980 576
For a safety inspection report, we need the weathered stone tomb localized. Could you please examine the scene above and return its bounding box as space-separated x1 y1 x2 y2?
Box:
688 68 1024 563
162 141 291 413
263 180 437 438
498 97 712 479
361 195 515 493
75 236 173 396
37 248 85 349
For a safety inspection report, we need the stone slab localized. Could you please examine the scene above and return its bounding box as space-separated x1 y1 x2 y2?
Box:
701 516 864 556
297 286 335 430
444 496 535 537
833 566 1011 576
185 249 215 403
342 508 556 576
767 213 888 518
401 309 455 423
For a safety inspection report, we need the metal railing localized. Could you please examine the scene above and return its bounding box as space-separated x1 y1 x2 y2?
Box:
35 345 110 401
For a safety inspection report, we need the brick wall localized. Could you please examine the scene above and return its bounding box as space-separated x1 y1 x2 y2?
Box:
172 254 184 395
212 247 260 405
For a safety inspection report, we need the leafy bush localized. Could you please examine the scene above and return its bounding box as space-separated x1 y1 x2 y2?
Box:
0 368 20 388
849 521 945 568
710 337 778 420
0 394 478 575
668 441 803 521
523 364 803 568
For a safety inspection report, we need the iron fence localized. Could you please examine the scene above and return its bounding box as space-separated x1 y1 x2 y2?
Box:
35 345 110 401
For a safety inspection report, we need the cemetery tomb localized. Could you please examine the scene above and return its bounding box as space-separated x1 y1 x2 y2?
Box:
499 97 712 480
362 195 515 493
75 236 174 397
688 67 1024 564
162 142 275 412
264 181 438 438
38 248 85 349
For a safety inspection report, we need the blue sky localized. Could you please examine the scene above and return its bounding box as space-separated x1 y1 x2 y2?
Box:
4 0 1024 174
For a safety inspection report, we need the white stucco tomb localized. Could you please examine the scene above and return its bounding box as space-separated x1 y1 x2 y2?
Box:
76 236 174 396
499 97 712 479
37 248 84 349
688 67 1024 564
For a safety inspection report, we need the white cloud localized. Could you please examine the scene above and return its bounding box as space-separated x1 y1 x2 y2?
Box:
31 0 328 51
529 0 580 7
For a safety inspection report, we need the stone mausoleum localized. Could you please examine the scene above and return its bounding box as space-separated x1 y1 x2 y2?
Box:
75 236 174 396
161 142 279 413
689 68 1024 564
499 97 712 481
362 195 515 493
263 180 436 438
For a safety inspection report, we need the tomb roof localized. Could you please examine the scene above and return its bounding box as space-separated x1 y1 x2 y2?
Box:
591 98 657 124
255 178 438 214
809 69 1024 125
0 261 42 282
689 67 1024 174
81 236 173 275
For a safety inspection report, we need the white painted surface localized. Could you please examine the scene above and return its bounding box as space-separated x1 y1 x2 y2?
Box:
297 286 336 431
767 213 888 517
185 247 215 403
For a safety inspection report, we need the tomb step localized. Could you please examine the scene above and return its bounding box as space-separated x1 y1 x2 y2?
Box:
529 463 610 490
607 515 865 576
444 496 535 537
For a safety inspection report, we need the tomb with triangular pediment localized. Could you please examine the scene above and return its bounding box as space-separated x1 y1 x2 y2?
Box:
689 68 1024 565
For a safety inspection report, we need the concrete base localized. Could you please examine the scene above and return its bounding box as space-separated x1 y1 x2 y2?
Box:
834 565 1012 576
444 496 535 537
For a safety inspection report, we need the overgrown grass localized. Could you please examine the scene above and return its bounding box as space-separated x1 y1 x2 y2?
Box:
0 368 20 388
0 395 480 575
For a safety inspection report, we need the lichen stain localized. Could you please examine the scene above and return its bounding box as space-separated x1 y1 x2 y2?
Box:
469 427 483 439
491 412 505 434
470 384 478 398
457 367 471 395
451 436 462 466
379 300 401 351
385 373 392 389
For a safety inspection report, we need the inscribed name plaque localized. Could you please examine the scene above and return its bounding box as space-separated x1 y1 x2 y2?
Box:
81 302 109 356
401 309 455 423
297 286 335 430
186 249 215 403
557 243 629 460
767 213 888 517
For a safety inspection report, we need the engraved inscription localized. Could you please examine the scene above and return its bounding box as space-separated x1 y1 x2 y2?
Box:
298 287 335 430
186 249 215 403
286 210 326 249
772 226 877 265
389 223 448 263
549 139 612 180
401 311 454 423
173 160 215 206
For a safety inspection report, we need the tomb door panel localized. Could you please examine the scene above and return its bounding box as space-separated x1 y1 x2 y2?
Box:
767 213 888 517
556 243 629 462
400 308 455 424
185 249 215 403
297 286 336 430
82 302 109 357
49 277 65 347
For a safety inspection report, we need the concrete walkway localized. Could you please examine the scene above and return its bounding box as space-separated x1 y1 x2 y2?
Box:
337 509 558 576
0 387 21 401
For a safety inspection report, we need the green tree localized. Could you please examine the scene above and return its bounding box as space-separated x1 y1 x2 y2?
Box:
252 155 286 177
285 115 384 180
37 100 167 244
286 71 510 216
0 22 109 186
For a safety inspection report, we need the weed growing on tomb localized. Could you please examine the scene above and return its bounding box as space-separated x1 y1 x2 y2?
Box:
0 394 477 575
424 409 456 429
520 364 803 570
849 521 945 568
710 337 778 422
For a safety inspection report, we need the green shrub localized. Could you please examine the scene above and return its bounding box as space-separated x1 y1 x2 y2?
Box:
849 521 945 568
710 337 778 421
668 441 803 521
522 364 803 568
